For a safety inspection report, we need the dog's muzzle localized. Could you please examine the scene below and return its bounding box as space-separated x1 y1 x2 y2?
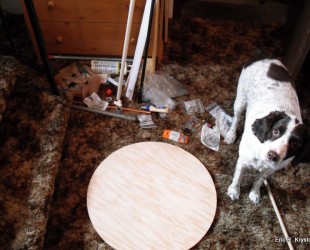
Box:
267 150 280 162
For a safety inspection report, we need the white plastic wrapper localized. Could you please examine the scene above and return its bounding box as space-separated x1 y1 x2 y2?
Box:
83 92 108 111
206 101 224 118
206 101 232 138
216 111 232 138
201 124 220 151
137 115 157 128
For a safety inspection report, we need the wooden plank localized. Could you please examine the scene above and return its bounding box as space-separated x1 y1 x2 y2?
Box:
21 0 163 62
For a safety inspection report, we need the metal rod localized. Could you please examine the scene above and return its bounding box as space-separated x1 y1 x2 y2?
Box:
23 0 59 95
138 0 156 103
48 54 134 62
71 104 138 121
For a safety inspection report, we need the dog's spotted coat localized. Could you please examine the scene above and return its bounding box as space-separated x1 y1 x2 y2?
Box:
225 58 310 204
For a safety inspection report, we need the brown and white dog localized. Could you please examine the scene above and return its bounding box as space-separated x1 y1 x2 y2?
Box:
225 58 310 204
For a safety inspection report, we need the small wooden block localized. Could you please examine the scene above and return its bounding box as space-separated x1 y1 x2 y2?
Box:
87 142 217 250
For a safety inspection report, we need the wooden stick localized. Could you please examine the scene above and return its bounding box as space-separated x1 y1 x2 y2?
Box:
264 180 294 250
107 106 151 114
72 101 150 114
164 0 169 43
117 0 136 101
157 0 165 64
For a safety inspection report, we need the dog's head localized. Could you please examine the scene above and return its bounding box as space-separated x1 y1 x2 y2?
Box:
252 111 310 167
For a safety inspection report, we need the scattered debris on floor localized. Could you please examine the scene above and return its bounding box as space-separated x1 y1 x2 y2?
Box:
55 60 234 149
55 62 107 98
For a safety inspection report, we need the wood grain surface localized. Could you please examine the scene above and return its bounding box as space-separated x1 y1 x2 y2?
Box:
87 142 217 250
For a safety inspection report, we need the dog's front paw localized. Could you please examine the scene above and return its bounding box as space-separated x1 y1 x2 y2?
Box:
227 184 240 200
224 130 236 144
249 189 261 204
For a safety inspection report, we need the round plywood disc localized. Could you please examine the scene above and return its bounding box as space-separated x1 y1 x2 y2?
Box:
87 142 217 250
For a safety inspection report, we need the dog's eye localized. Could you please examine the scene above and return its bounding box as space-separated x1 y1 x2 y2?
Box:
272 128 280 138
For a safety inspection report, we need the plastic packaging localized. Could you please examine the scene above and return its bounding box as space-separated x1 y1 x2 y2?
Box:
162 129 188 144
184 99 205 115
140 104 169 113
201 123 220 151
205 101 224 118
147 87 176 110
206 101 232 137
216 111 232 138
91 60 130 75
183 116 205 136
143 71 188 101
84 92 109 111
137 115 157 128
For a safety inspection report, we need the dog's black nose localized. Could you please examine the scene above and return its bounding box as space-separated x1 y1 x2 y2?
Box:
267 150 279 162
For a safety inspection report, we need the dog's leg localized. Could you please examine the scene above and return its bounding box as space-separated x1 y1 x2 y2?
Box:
249 169 274 204
224 79 247 144
227 159 247 200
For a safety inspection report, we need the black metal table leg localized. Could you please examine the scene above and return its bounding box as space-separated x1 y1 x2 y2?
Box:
0 3 43 72
23 0 59 95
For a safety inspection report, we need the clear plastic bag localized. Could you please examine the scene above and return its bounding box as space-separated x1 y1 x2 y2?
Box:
143 71 188 101
148 87 176 110
137 114 157 128
184 99 205 115
201 123 220 151
206 101 232 137
216 111 232 138
183 116 205 136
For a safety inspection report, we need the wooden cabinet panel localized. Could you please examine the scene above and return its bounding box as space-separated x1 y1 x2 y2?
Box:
40 21 153 56
22 0 162 62
33 0 147 23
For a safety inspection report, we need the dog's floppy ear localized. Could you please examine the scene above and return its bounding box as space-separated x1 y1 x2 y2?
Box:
291 125 310 166
252 111 287 143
